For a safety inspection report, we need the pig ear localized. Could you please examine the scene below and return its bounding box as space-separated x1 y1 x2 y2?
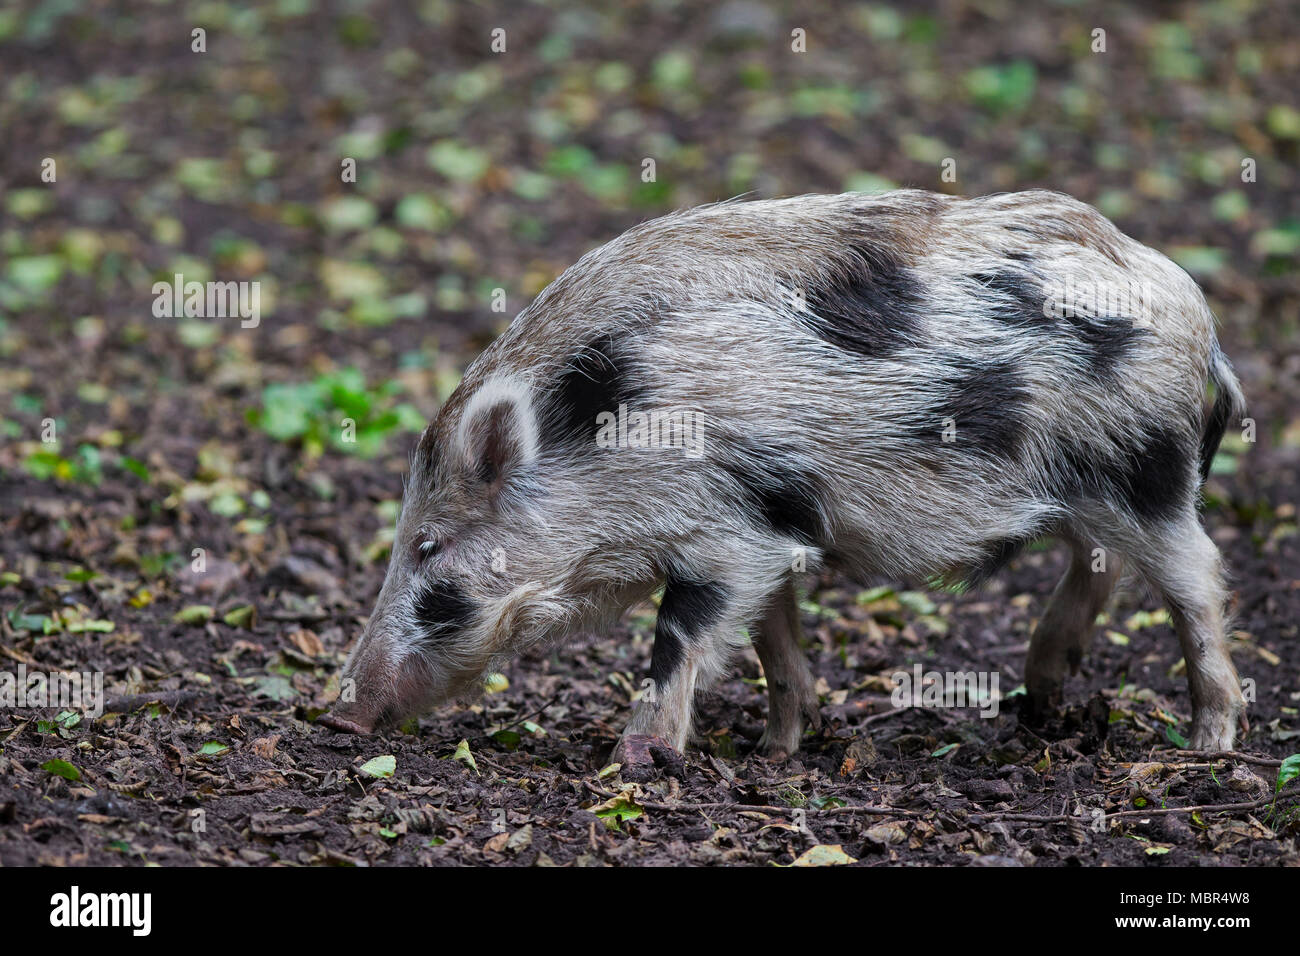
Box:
456 377 538 498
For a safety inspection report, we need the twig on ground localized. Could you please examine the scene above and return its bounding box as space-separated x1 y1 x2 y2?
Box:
582 780 1297 826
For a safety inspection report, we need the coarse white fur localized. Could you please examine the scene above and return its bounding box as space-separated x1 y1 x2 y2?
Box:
325 189 1248 757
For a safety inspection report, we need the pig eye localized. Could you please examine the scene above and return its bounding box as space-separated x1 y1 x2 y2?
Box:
414 539 443 563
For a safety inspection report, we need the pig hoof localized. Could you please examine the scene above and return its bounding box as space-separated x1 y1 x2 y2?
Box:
317 713 371 735
1188 715 1237 752
756 726 803 759
1021 686 1062 727
613 734 684 781
756 737 794 760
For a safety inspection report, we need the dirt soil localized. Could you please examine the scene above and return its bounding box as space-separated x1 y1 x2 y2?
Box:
1 0 1298 866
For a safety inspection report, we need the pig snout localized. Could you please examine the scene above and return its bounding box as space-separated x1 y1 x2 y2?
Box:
317 712 372 735
319 621 412 735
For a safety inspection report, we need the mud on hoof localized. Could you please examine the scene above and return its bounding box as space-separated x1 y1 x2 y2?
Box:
613 734 685 782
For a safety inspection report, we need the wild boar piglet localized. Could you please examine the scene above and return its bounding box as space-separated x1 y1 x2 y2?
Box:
320 189 1248 766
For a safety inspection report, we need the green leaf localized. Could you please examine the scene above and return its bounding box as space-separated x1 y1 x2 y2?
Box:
41 759 81 782
544 144 596 177
511 171 553 201
252 675 295 701
359 754 396 778
6 188 54 219
898 591 937 615
964 61 1036 114
67 618 114 634
1267 105 1300 140
173 604 214 625
426 141 490 182
8 609 55 634
651 50 694 91
319 196 378 233
451 739 478 773
1277 754 1300 794
1169 246 1227 277
208 492 245 517
844 171 898 195
592 791 643 829
258 382 319 439
492 729 521 750
7 255 65 292
120 457 151 481
1165 725 1190 749
221 605 256 628
394 194 449 231
856 585 896 605
1124 608 1170 630
198 741 229 756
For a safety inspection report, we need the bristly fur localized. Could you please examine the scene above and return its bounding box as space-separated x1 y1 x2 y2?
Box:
330 188 1248 754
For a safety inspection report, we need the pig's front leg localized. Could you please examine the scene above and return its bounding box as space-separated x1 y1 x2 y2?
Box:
615 574 730 777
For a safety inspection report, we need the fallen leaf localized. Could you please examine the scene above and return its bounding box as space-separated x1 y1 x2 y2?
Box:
790 844 857 866
41 759 81 781
173 605 215 625
358 755 396 778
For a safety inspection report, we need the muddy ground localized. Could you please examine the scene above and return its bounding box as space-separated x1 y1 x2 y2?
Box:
1 0 1298 866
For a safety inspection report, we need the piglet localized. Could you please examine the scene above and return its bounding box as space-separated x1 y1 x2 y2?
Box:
320 189 1248 767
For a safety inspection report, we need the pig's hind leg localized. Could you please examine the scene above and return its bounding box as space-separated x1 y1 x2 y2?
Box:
1129 516 1245 750
752 575 821 758
1024 535 1118 722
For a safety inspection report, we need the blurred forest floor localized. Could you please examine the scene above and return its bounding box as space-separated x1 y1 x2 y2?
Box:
0 0 1297 866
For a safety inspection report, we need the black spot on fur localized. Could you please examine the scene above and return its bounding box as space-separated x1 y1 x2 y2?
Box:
650 575 727 686
1199 369 1234 482
720 439 826 544
540 332 644 451
973 270 1051 328
1059 311 1145 378
964 535 1035 588
916 359 1030 460
1045 428 1193 522
1041 437 1094 503
1114 427 1194 521
800 244 924 358
412 580 474 641
973 270 1146 378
